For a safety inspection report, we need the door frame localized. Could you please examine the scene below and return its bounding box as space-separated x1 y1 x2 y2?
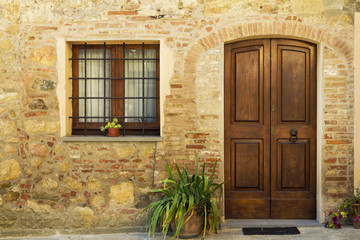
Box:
222 36 323 222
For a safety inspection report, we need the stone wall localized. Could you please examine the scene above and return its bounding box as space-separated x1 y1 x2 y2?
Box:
0 0 357 236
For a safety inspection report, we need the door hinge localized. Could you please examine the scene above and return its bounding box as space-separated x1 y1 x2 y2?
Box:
271 104 276 112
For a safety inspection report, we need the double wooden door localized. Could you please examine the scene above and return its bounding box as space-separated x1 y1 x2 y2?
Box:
224 39 317 219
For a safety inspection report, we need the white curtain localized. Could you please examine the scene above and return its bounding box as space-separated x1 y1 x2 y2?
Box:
78 49 111 123
78 47 156 123
125 49 156 123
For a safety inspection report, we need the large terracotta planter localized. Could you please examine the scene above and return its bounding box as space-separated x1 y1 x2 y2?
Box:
107 128 120 137
352 204 360 229
171 209 204 239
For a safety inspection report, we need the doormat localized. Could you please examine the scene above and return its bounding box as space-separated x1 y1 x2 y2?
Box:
243 227 300 235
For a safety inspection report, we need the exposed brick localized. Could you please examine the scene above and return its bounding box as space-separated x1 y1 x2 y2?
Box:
326 140 351 144
185 133 210 139
324 158 337 164
325 177 347 181
186 145 206 149
108 11 138 15
170 84 182 88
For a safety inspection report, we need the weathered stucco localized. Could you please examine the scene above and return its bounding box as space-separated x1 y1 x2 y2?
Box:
0 0 357 237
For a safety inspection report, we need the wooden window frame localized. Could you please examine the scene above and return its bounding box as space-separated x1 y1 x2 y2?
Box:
71 43 160 136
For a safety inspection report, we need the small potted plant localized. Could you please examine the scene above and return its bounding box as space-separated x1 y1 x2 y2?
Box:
143 154 228 239
100 118 121 137
325 188 360 229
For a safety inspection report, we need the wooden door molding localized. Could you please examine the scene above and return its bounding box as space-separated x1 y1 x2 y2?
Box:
225 38 317 219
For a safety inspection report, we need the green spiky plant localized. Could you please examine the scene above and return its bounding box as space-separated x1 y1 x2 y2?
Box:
143 154 228 239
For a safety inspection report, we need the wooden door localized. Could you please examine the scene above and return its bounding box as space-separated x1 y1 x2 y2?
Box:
224 38 316 219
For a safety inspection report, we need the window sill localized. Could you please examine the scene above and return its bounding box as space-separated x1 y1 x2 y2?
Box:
62 136 162 142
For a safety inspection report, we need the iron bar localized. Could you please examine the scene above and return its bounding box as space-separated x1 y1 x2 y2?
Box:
84 42 87 136
142 42 145 136
70 77 159 80
122 42 126 136
69 116 159 119
69 57 159 61
103 42 107 136
69 96 159 99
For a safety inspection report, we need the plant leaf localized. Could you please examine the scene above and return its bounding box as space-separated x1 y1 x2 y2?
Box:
210 199 219 232
166 161 174 179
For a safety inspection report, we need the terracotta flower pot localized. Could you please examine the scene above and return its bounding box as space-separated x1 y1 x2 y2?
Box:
171 208 204 239
352 204 360 229
107 128 120 137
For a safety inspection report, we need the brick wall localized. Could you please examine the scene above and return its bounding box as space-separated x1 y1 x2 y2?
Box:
0 0 356 235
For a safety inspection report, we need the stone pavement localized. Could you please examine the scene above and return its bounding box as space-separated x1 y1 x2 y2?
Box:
1 226 360 240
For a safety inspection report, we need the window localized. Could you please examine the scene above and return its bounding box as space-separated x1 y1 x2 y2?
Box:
70 43 160 136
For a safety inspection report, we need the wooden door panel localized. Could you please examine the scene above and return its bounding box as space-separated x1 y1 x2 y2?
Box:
235 48 263 123
232 139 263 190
277 140 309 190
280 48 309 123
271 39 316 219
225 198 270 219
271 199 316 219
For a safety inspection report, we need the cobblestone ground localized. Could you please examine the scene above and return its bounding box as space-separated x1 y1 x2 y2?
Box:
2 226 360 240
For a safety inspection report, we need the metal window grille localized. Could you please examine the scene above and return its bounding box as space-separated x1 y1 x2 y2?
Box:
69 42 160 136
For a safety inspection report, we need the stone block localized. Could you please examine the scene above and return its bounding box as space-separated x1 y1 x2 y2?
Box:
91 195 105 208
70 195 86 204
141 146 154 158
33 189 60 201
108 182 134 205
3 191 20 202
0 40 12 49
29 143 48 157
30 158 43 168
0 92 20 102
41 177 58 190
72 207 98 228
0 159 21 181
28 99 48 110
64 177 83 191
28 46 56 66
87 177 102 192
58 160 70 172
0 120 16 136
26 200 51 214
117 146 136 158
4 144 17 154
24 120 60 134
31 79 56 91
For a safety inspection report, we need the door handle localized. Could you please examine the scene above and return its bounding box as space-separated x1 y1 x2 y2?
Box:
289 128 298 143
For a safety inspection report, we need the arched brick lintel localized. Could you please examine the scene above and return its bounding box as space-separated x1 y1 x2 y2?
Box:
184 21 353 74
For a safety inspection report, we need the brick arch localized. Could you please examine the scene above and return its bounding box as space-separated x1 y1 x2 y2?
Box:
180 20 354 220
184 21 353 78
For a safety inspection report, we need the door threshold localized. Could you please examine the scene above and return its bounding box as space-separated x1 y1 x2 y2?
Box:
221 219 321 229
